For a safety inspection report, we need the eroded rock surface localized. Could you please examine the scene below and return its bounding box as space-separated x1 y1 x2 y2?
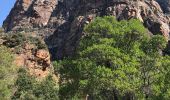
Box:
3 0 57 33
14 43 51 78
3 0 170 59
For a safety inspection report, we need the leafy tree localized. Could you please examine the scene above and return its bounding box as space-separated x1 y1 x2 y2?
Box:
54 16 169 100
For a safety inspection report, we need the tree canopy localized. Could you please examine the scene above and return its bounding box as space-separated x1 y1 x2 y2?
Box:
54 16 170 100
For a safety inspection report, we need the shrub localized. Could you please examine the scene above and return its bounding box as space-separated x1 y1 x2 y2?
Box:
12 68 59 100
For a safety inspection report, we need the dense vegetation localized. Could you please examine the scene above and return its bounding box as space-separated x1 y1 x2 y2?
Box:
0 31 58 100
12 68 59 100
2 32 47 51
1 16 170 100
0 46 17 99
54 16 170 100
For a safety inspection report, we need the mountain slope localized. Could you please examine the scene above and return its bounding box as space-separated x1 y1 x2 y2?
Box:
3 0 170 59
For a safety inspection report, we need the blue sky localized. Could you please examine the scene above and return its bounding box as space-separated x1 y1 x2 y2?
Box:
0 0 15 27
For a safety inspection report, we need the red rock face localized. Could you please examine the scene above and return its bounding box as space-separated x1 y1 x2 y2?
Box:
22 0 32 10
30 0 57 26
3 0 57 32
3 0 32 31
13 42 51 78
3 0 170 59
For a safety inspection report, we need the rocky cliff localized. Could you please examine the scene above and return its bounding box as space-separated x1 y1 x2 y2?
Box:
3 0 170 59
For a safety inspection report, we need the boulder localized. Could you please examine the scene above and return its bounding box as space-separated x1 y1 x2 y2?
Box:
36 49 50 60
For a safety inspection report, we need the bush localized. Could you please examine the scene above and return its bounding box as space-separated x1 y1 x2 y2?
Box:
27 36 47 49
3 33 26 48
2 32 47 54
12 68 59 100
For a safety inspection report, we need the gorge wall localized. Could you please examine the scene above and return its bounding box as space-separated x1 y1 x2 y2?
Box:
3 0 170 59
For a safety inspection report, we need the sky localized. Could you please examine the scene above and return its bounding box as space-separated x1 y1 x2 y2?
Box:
0 0 15 27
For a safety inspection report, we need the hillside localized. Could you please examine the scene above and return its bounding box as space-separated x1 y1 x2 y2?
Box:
1 0 170 100
3 0 170 59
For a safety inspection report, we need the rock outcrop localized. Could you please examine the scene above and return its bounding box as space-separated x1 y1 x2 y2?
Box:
3 0 57 36
0 31 51 78
3 0 170 59
14 43 51 78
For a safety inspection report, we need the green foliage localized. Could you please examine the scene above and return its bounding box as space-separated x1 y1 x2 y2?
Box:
16 68 36 92
12 68 59 100
3 33 26 48
0 46 18 100
3 32 47 50
27 36 47 49
33 75 59 100
141 35 167 56
1 16 169 99
12 68 36 100
54 16 169 99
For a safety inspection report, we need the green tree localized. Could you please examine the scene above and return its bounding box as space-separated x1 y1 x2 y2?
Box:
54 16 169 100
